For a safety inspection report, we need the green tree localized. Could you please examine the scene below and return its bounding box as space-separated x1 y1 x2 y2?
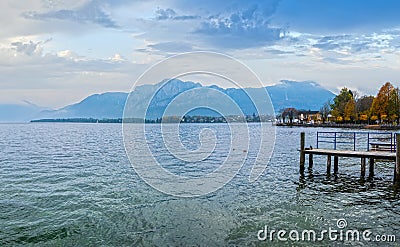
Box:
331 87 353 122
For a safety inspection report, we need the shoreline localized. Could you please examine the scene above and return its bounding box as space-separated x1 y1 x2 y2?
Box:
275 123 400 130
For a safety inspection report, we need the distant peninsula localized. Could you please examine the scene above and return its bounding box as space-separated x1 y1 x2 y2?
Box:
30 114 275 124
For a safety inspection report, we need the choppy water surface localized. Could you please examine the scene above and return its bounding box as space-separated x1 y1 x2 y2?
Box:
1 123 400 246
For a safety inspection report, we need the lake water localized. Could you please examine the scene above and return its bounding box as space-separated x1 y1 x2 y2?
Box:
1 123 399 246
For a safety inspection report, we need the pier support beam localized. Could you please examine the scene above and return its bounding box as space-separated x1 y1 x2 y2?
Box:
334 156 339 174
395 134 400 183
369 158 375 177
361 157 366 177
309 154 313 169
300 132 305 173
327 155 331 174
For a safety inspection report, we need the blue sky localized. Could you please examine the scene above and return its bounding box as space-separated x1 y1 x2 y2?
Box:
1 0 400 108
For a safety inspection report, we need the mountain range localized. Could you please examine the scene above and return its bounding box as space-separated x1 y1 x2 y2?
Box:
0 80 335 122
0 101 49 122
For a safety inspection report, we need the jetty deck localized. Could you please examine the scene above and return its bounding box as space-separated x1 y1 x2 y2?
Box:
304 148 396 160
299 131 400 182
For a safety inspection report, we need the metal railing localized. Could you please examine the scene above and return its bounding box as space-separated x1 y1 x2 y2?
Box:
316 131 397 152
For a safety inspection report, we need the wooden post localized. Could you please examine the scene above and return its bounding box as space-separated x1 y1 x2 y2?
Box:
369 158 375 177
334 156 339 174
327 155 331 174
309 153 313 169
300 132 305 173
395 134 400 182
361 157 366 177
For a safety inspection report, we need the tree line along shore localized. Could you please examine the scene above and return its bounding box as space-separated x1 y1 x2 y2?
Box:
277 82 400 127
30 115 275 124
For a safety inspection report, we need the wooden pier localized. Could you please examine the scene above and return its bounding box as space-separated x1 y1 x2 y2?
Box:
299 131 400 183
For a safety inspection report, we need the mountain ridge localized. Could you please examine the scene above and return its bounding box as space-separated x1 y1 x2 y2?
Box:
1 79 335 122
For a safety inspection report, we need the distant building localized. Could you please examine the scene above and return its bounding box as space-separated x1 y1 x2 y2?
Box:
277 108 323 124
298 110 321 124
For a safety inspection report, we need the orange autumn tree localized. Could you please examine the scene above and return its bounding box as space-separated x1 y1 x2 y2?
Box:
370 82 400 123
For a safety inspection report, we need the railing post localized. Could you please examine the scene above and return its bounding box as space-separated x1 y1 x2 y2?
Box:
334 132 337 150
353 132 356 151
391 133 394 152
317 132 319 149
300 132 305 174
367 132 370 151
395 133 400 183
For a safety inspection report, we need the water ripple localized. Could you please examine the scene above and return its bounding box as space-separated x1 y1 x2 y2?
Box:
0 124 399 246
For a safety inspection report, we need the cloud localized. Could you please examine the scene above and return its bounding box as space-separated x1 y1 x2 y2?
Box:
155 8 176 20
147 42 194 53
310 32 399 59
109 53 125 62
0 38 146 107
1 39 132 74
192 0 286 49
2 0 400 108
155 8 199 21
264 48 294 56
130 0 287 50
23 0 118 28
273 0 400 34
9 38 52 56
11 40 42 56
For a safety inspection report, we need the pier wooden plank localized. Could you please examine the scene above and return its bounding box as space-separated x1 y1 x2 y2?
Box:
303 148 396 160
299 132 399 183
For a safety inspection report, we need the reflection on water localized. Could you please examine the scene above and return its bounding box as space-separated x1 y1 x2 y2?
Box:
0 124 399 246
